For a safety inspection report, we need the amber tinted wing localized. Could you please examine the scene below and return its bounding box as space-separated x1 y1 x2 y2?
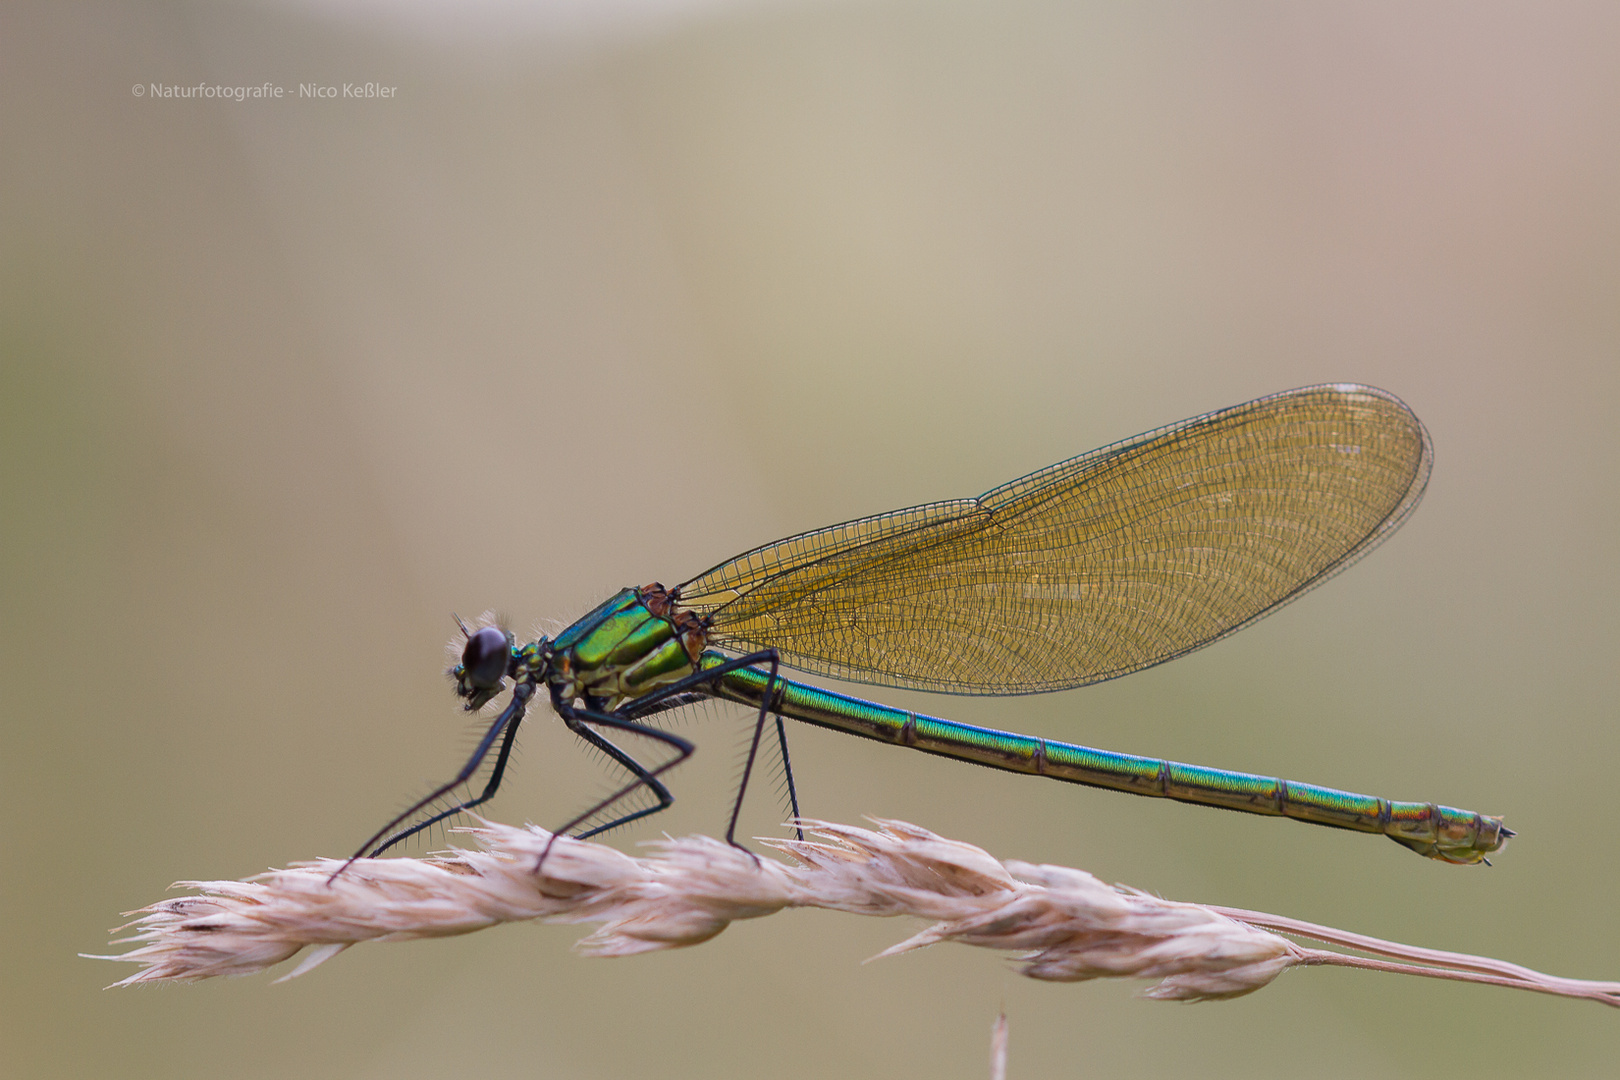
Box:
676 384 1431 694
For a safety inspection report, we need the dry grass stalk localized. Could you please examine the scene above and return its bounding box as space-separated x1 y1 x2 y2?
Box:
94 818 1620 1006
989 1011 1009 1080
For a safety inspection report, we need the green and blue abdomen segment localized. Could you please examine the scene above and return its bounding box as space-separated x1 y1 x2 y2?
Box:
701 651 1507 865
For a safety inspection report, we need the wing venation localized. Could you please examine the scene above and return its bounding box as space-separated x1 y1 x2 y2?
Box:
675 384 1431 695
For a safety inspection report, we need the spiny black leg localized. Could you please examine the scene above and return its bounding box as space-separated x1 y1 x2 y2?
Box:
539 650 783 871
724 650 781 848
617 691 708 719
554 696 686 841
539 699 695 870
366 707 524 855
616 651 779 719
775 715 803 841
561 714 683 838
329 683 533 882
616 648 789 849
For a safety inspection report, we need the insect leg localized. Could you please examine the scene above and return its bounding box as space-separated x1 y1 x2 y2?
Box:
331 682 533 882
616 650 778 718
541 650 786 869
723 650 782 847
540 697 696 870
775 714 803 841
620 649 793 847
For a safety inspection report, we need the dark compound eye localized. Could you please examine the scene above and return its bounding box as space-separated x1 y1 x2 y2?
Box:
462 626 511 689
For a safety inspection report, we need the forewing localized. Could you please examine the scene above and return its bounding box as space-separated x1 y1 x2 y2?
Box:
676 384 1431 694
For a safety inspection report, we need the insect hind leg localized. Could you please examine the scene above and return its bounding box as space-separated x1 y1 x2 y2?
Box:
539 694 696 869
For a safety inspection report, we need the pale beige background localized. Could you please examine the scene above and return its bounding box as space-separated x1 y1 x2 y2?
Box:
4 2 1619 1077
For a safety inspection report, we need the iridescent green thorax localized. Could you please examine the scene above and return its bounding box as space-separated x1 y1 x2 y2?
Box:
548 584 707 708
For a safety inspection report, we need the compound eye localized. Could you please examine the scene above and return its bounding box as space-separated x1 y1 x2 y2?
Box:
462 626 511 689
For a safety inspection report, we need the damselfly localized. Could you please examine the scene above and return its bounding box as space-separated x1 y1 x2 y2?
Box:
344 384 1509 873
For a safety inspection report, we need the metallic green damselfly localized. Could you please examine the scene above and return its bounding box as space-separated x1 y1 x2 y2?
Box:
346 384 1509 872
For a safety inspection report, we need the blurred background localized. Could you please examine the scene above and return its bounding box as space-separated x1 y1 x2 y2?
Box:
4 1 1619 1076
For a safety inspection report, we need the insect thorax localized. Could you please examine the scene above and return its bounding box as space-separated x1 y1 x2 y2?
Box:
547 583 707 707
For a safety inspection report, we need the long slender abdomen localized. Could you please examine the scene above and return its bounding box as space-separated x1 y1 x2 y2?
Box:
701 652 1508 864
